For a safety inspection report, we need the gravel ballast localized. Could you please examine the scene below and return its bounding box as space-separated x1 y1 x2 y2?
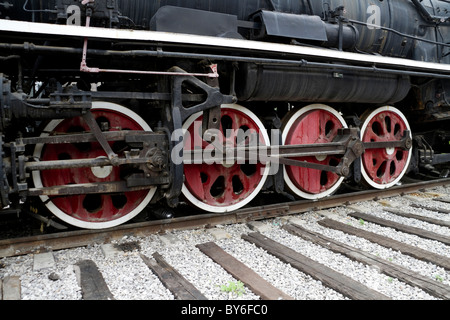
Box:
0 188 449 300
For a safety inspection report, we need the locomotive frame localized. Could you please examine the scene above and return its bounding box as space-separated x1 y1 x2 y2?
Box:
0 0 450 229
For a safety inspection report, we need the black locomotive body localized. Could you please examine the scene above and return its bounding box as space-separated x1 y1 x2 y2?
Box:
0 0 449 229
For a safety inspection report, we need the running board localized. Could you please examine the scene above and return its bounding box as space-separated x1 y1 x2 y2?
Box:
1 20 449 75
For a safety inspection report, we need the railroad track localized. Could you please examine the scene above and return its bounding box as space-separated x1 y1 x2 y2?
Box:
0 178 449 301
0 177 449 259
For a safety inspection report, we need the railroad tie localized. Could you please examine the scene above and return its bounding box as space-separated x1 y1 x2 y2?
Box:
197 241 294 300
318 218 450 271
434 197 450 205
409 202 450 215
1 276 21 300
141 252 207 300
284 223 450 300
383 207 450 228
348 212 450 245
74 260 115 300
242 232 390 300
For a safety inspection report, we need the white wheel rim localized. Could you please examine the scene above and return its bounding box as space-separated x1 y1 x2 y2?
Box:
282 104 347 200
181 104 271 212
32 102 156 229
360 106 412 189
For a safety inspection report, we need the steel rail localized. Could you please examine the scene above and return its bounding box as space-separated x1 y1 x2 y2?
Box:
0 178 449 258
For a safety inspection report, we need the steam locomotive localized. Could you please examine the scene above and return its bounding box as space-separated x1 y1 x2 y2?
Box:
0 0 449 229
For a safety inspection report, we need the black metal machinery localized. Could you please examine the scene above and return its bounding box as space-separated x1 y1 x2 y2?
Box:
0 0 449 229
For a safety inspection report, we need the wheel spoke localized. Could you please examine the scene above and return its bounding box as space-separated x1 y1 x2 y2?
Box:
282 104 347 199
32 102 156 229
360 107 412 189
182 104 270 212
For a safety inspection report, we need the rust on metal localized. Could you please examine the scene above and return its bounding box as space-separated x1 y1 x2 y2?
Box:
0 178 450 258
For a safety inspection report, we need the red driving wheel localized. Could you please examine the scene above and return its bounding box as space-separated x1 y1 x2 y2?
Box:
32 102 156 229
282 104 347 199
360 106 412 189
181 104 270 212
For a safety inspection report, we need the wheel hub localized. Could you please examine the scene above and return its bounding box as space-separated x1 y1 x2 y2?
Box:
360 106 412 189
282 104 348 199
181 104 270 212
32 102 156 229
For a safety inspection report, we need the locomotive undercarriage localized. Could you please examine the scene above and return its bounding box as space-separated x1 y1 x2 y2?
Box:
1 0 450 229
0 42 447 229
0 62 430 229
